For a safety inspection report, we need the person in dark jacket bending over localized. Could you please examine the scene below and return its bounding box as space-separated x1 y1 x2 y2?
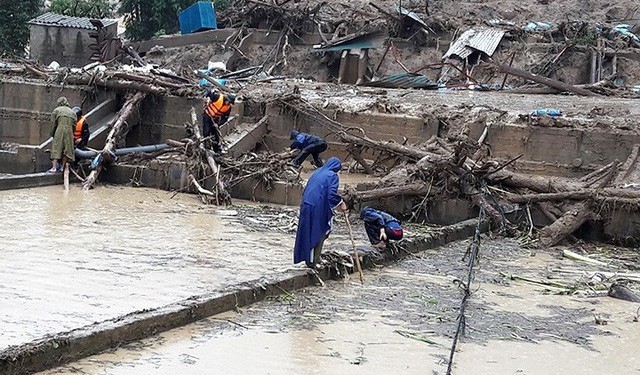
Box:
203 89 235 153
289 130 328 168
360 206 404 249
72 106 90 150
294 157 347 268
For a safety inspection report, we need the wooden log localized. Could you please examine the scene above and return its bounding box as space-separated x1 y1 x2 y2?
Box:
538 201 594 247
188 107 231 205
83 92 147 190
608 283 640 303
344 183 430 204
504 188 640 203
339 132 430 161
488 169 585 193
495 63 597 97
65 74 170 96
111 72 184 89
613 144 640 185
579 161 617 183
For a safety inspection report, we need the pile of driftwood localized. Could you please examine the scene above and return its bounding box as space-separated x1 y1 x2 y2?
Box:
279 97 640 248
216 0 387 39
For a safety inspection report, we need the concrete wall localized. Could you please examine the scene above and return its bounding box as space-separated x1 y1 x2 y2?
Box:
264 103 439 161
29 23 118 67
468 122 638 169
133 29 323 54
0 80 95 145
127 95 202 145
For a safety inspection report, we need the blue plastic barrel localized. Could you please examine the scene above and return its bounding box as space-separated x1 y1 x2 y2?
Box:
179 2 217 35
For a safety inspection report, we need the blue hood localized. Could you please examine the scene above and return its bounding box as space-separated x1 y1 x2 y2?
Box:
324 157 342 173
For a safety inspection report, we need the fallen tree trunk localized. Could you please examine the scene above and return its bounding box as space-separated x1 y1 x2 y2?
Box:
496 64 597 97
608 283 640 303
504 187 640 203
489 169 586 193
613 144 640 185
188 107 231 205
344 183 430 204
83 92 147 190
538 200 594 247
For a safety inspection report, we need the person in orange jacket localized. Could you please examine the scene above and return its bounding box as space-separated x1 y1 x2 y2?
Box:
72 106 90 150
202 90 235 153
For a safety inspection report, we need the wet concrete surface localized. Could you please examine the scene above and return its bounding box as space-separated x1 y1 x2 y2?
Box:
42 237 640 374
0 185 319 350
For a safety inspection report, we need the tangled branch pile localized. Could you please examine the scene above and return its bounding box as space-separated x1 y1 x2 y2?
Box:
278 96 640 247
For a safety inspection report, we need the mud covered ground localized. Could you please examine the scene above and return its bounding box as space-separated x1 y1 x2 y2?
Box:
140 0 640 86
43 235 640 374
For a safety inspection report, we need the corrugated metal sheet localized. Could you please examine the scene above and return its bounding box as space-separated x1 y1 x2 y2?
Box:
313 31 382 52
363 73 438 89
444 28 505 59
395 6 430 31
28 13 117 30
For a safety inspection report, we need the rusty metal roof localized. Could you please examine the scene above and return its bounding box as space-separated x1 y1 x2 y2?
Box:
28 12 117 30
444 28 506 59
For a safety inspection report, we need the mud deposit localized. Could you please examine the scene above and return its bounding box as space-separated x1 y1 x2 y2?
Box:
42 237 640 374
0 185 313 350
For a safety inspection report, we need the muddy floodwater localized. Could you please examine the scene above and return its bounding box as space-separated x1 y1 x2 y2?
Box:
43 238 640 374
0 185 303 349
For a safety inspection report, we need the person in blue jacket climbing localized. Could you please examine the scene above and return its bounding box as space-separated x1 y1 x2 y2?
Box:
293 157 347 268
360 207 404 249
289 130 328 168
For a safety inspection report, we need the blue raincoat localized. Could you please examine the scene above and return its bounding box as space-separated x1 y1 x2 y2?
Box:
290 130 324 150
293 157 343 264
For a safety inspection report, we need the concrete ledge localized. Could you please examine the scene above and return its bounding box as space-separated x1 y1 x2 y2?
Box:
0 172 62 190
0 218 482 375
133 28 323 54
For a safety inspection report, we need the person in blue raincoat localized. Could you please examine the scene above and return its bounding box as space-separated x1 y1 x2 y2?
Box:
294 157 347 267
360 207 404 249
289 130 328 168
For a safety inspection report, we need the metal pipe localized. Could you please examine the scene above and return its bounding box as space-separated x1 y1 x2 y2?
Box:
114 144 169 156
75 143 170 159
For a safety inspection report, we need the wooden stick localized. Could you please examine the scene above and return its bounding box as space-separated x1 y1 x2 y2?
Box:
562 249 608 267
63 164 69 191
344 211 364 284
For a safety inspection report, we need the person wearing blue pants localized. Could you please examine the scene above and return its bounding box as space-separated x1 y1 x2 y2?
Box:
289 130 328 168
360 207 404 249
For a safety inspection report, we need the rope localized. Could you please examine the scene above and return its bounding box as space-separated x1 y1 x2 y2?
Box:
445 207 485 375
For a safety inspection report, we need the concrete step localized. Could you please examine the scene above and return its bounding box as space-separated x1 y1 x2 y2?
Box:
87 112 119 149
0 172 63 190
224 117 268 158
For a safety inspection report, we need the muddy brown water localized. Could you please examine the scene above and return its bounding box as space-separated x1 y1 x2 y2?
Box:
0 185 303 350
42 238 640 374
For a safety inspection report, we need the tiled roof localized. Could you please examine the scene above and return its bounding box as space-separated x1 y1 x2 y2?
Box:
28 12 117 30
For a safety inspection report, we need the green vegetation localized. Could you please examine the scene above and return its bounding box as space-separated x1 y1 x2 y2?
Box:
0 1 41 57
49 0 115 18
119 0 195 41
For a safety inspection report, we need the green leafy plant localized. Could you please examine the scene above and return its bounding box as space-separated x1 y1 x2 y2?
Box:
49 0 115 18
119 0 197 41
0 1 41 57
